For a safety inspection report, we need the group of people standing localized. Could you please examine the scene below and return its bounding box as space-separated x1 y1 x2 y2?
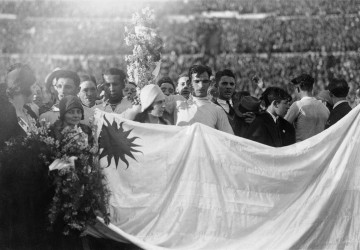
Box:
0 62 355 149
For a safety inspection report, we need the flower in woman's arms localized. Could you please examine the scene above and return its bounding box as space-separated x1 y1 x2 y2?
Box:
49 156 78 172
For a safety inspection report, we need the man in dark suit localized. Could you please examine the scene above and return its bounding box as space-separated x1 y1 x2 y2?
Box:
246 87 295 147
325 78 352 129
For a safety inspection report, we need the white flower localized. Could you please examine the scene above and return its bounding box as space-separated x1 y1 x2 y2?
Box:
49 156 78 172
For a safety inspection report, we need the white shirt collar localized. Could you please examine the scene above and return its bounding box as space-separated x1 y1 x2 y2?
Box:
266 110 278 123
333 100 348 109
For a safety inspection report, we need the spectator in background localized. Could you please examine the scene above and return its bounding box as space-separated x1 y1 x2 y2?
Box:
285 74 329 142
123 81 137 101
176 72 191 100
353 88 360 107
134 84 170 125
325 78 352 128
78 73 97 108
157 76 175 96
316 90 333 111
175 64 233 134
40 69 81 125
246 87 295 147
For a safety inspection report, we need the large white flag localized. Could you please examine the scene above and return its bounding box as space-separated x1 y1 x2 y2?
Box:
87 106 360 250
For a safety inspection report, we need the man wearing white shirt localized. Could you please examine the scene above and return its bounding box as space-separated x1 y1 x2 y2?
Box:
175 65 233 134
93 68 132 114
285 74 329 142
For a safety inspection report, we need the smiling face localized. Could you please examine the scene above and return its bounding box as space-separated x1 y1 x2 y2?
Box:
191 72 210 98
64 107 82 127
218 76 235 101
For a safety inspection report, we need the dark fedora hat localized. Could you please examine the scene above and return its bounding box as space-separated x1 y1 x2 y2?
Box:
45 69 80 88
238 96 261 113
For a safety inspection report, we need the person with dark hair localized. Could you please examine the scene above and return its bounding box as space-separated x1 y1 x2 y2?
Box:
78 73 97 108
157 76 175 96
40 69 81 125
94 68 133 114
325 78 352 128
49 95 93 144
123 81 137 101
285 74 329 142
175 65 233 134
246 87 295 147
213 69 236 128
176 72 190 100
134 84 170 125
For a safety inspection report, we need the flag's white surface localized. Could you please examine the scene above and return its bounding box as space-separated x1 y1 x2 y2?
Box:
88 106 360 250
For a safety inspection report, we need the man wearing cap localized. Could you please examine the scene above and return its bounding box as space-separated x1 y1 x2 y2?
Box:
232 95 261 137
40 69 85 125
325 78 352 129
285 74 329 142
93 68 133 115
175 65 233 134
246 87 295 147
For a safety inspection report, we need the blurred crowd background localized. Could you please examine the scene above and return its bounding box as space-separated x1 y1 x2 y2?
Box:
0 0 359 100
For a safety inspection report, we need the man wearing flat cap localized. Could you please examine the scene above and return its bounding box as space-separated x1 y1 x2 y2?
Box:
40 69 87 125
325 78 352 129
285 74 329 142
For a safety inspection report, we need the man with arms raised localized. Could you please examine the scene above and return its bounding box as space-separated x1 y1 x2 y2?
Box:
175 64 233 134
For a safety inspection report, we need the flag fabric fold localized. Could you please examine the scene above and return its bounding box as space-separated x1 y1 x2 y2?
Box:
88 106 360 250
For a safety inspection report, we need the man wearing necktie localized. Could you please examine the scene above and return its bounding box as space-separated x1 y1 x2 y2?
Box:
246 87 295 147
213 69 236 127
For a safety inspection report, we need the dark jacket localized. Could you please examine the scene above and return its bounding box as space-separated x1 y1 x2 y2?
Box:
325 102 352 129
214 100 236 129
245 112 295 147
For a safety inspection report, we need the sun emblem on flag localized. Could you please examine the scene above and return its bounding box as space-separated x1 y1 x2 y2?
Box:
99 116 141 168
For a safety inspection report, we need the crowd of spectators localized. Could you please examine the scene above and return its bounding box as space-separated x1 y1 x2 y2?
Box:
0 0 359 100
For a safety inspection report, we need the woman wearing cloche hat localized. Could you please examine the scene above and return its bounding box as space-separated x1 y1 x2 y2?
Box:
134 84 171 125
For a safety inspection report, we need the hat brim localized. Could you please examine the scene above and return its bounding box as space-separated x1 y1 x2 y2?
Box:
45 69 80 87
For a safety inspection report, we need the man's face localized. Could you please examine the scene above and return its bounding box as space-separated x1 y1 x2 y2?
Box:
191 72 210 98
160 82 175 96
54 78 78 101
218 76 235 101
78 81 97 107
123 83 137 99
275 100 290 117
176 76 190 97
103 74 125 103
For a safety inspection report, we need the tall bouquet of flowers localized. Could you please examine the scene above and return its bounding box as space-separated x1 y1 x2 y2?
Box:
0 123 110 239
125 7 163 89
